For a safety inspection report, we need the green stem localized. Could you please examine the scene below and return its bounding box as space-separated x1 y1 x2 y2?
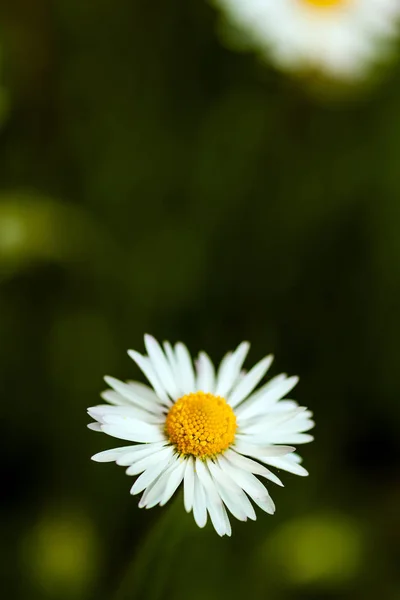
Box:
112 495 189 600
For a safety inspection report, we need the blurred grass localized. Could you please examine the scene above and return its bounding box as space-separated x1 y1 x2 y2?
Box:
1 1 400 599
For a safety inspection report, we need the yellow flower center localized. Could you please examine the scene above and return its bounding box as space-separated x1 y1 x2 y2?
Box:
300 0 346 7
165 392 237 458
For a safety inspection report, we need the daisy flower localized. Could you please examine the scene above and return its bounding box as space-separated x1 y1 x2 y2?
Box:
88 335 314 537
215 0 400 79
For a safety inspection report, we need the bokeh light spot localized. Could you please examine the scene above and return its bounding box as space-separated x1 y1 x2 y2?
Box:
21 508 101 598
266 513 364 586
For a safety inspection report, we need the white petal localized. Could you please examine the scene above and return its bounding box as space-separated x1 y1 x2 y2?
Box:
87 423 102 431
101 415 165 443
261 455 309 477
159 457 186 506
126 381 162 405
130 447 174 495
212 479 248 522
238 407 314 445
100 426 164 444
224 448 283 486
262 433 314 445
196 459 228 536
144 334 180 400
183 456 195 512
210 459 257 521
238 432 313 445
224 484 257 521
175 342 196 394
237 407 306 432
162 342 180 389
221 506 232 537
91 445 138 462
207 458 240 493
103 377 164 414
234 440 308 475
290 452 303 464
116 442 168 466
236 375 299 419
138 464 174 508
127 350 172 406
88 404 164 425
139 457 183 508
228 355 274 408
101 413 162 431
215 342 250 397
126 446 174 475
234 439 295 457
217 455 275 514
251 494 276 515
99 390 128 406
241 373 288 404
199 466 232 537
267 400 299 413
274 413 314 433
138 478 164 509
215 351 232 393
195 459 221 504
272 416 315 435
195 352 216 393
192 474 207 528
207 461 249 522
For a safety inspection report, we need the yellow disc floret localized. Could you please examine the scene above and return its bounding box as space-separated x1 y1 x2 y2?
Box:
165 392 237 459
301 0 346 8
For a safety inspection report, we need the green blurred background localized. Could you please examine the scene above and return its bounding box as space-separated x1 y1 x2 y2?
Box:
1 1 400 599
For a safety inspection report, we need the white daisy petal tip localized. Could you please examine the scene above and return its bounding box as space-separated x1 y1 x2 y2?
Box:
87 422 102 432
91 453 103 462
100 389 112 402
264 353 273 367
88 336 314 535
103 374 116 385
127 349 139 361
91 451 113 462
288 464 309 477
87 406 106 420
239 340 251 354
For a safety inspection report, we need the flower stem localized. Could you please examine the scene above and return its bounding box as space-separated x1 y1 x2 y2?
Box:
112 495 189 600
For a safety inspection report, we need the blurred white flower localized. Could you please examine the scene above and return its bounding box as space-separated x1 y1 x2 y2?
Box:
88 335 314 536
215 0 400 79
